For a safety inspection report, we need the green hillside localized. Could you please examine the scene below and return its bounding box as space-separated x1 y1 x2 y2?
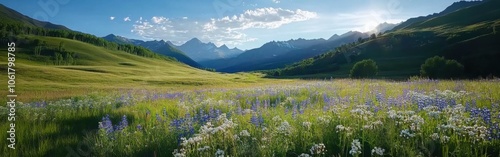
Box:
0 4 69 30
406 0 499 30
0 35 270 102
391 1 483 30
270 0 500 79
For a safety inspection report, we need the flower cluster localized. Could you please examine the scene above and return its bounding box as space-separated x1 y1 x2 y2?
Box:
276 121 293 136
371 147 385 156
349 139 362 156
310 143 327 155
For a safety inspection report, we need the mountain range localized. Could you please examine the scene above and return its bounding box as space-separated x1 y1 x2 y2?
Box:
177 38 243 62
103 34 245 65
103 34 201 67
200 31 369 72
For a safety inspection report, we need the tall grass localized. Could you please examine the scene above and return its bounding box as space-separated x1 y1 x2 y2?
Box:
1 79 499 156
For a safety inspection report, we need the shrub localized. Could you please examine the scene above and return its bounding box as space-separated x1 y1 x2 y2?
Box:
273 70 281 76
420 56 464 79
350 59 378 78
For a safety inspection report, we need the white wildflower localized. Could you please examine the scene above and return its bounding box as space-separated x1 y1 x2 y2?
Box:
440 135 450 144
349 139 362 156
371 147 385 156
400 129 415 139
310 143 327 155
197 146 210 152
428 111 441 119
277 121 293 136
215 149 224 157
336 125 345 132
302 121 312 130
272 116 282 122
336 125 353 136
317 116 331 124
430 133 440 141
363 124 373 130
242 109 253 115
298 153 311 157
172 149 186 157
240 130 251 137
388 110 398 119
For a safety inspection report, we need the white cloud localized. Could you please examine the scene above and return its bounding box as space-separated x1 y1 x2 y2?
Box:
182 17 188 20
124 17 131 22
110 16 115 20
131 7 316 47
272 0 280 3
152 16 168 24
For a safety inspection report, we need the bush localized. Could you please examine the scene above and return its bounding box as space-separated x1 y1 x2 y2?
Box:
273 70 281 76
420 56 464 79
350 59 378 78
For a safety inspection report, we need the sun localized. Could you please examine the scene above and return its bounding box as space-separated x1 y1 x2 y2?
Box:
361 20 380 33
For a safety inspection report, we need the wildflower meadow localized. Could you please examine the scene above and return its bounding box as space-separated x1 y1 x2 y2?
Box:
1 79 500 157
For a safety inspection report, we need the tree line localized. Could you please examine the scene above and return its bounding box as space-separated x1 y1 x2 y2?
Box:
0 21 175 61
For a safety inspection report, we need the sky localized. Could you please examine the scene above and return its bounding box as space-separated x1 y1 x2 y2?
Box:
2 0 461 50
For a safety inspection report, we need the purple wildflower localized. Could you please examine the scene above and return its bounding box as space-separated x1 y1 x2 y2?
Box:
259 114 264 126
156 113 163 123
251 103 258 112
251 114 259 127
99 114 114 134
292 105 298 119
115 115 129 131
236 105 242 115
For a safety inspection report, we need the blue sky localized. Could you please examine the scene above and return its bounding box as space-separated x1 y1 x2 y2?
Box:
2 0 460 50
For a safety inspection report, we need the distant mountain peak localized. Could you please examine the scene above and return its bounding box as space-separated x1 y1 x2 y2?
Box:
102 34 144 45
219 44 229 49
207 42 217 47
104 34 117 38
166 41 175 46
328 34 340 40
177 38 243 61
187 37 202 44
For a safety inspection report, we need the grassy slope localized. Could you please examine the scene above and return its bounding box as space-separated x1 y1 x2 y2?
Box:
0 36 279 102
0 4 69 30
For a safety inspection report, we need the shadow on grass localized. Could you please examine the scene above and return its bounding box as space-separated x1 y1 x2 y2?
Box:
35 114 137 156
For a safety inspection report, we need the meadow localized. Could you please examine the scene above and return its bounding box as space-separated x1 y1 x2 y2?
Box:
1 79 499 157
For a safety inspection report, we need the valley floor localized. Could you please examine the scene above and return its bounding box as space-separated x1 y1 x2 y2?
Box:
1 79 500 157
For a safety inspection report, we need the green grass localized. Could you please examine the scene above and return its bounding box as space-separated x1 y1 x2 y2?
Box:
1 79 499 157
0 36 281 102
0 35 292 157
